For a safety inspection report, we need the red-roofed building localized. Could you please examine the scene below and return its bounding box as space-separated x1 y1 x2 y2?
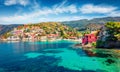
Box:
14 30 22 34
47 34 59 38
69 36 77 40
47 34 59 40
82 33 97 45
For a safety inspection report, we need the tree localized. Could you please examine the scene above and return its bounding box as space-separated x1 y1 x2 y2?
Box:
105 22 120 41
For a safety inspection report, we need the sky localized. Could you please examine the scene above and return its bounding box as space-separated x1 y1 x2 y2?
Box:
0 0 120 24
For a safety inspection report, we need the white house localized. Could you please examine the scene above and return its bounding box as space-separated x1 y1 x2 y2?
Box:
7 36 20 41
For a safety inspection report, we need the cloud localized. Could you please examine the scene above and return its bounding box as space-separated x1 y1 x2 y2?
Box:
0 2 119 24
30 0 40 10
108 11 120 16
4 0 30 6
80 4 117 14
53 0 77 14
53 4 78 14
58 0 68 8
0 3 79 24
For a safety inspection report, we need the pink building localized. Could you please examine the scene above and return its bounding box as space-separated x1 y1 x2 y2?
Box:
82 34 97 45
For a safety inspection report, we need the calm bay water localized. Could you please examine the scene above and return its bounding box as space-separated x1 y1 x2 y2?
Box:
0 40 120 72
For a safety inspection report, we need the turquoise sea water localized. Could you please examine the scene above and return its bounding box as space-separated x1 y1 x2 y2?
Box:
0 40 120 72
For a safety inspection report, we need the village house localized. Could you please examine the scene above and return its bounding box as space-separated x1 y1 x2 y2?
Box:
47 34 59 41
69 36 77 40
40 36 47 41
82 33 97 45
7 36 20 41
81 24 102 45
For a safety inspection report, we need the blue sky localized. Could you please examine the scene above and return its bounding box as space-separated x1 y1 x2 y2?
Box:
0 0 120 24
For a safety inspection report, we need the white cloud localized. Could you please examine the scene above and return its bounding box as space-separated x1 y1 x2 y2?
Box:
30 0 40 10
4 0 30 6
1 2 119 24
67 5 78 13
0 4 78 24
53 0 77 14
108 11 120 16
80 4 117 14
53 4 78 14
4 0 16 6
57 0 68 8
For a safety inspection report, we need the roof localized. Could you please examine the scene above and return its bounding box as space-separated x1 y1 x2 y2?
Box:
47 34 59 37
85 33 95 36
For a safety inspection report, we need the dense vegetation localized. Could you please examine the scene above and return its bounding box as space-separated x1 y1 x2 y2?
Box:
96 22 120 48
1 22 82 39
105 22 120 41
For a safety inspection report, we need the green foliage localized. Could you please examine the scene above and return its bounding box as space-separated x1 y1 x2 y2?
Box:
24 29 30 32
105 22 120 41
115 34 120 41
92 42 97 47
2 32 13 38
96 40 105 47
105 22 120 29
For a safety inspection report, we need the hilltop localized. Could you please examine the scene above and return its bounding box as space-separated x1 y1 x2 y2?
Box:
0 24 22 35
62 17 120 30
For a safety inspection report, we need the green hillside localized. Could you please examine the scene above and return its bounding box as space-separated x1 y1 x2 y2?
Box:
62 17 120 30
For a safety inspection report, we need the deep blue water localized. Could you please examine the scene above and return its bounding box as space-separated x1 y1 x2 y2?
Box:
0 40 120 72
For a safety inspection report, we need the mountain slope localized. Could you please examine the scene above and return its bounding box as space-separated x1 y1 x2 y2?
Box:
62 17 120 30
0 24 22 35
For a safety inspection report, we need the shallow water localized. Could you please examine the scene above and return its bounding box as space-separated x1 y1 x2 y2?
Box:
0 40 120 72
